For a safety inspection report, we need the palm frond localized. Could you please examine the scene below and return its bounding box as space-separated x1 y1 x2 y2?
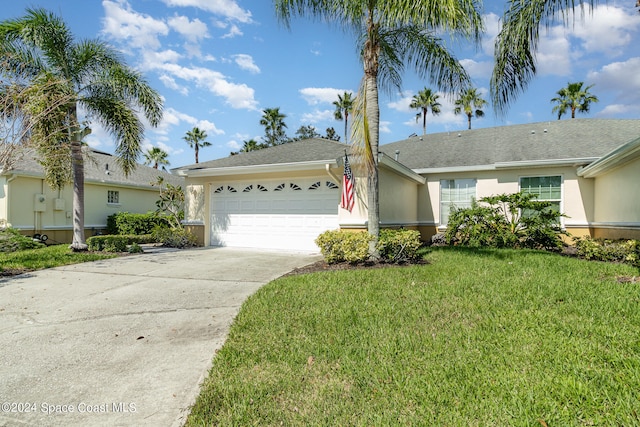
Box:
491 0 596 116
350 77 374 176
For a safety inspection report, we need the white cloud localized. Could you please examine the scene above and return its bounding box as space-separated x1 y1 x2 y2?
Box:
387 92 414 114
226 140 242 150
160 0 252 23
233 54 260 74
221 24 243 39
140 49 182 70
380 121 392 134
300 109 335 124
156 108 224 139
481 13 501 56
536 26 572 76
195 119 225 136
571 5 639 56
300 88 353 105
102 0 169 50
459 58 493 80
167 15 209 43
159 74 189 95
587 57 640 105
157 63 259 110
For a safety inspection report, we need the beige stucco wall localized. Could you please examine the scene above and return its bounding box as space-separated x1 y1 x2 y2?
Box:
591 157 640 239
418 166 595 241
4 175 161 242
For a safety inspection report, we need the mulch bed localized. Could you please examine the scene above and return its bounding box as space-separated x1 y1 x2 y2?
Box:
281 258 429 277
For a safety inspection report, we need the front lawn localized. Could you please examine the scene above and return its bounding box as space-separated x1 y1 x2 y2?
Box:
0 244 117 275
187 247 640 426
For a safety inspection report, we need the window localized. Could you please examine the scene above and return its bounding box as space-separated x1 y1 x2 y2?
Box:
520 176 562 214
440 179 476 225
243 185 253 193
107 190 119 204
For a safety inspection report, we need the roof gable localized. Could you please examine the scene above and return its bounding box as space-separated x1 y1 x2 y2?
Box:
380 119 640 171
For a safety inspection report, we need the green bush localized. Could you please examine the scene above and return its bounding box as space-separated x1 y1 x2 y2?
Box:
152 227 197 249
377 229 422 262
0 228 45 252
574 237 639 267
315 230 371 264
316 229 423 264
445 191 567 251
106 212 169 235
87 234 155 252
128 242 144 253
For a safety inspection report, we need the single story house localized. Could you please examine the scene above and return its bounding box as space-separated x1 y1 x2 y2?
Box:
174 119 640 251
0 148 183 243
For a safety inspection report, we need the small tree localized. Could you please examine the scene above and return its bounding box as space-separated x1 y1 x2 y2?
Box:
153 176 184 229
325 127 340 141
454 88 487 130
293 124 321 140
143 147 169 169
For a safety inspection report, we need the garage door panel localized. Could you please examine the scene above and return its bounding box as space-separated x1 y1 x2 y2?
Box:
211 179 339 251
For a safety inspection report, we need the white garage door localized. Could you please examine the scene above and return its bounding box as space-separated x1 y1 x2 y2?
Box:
210 178 339 251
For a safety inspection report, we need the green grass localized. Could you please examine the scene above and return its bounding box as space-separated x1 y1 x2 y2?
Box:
0 244 117 274
187 247 640 426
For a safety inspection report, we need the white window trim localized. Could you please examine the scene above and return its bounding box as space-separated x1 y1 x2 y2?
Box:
518 174 565 228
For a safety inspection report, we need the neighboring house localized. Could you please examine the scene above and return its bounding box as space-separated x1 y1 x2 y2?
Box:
0 148 183 243
174 119 640 251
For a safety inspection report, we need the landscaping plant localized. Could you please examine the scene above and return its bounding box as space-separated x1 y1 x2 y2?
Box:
445 191 567 250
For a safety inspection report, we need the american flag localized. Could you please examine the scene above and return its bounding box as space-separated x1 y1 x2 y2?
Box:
340 153 355 212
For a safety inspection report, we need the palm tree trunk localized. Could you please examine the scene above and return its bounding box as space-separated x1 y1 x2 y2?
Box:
69 105 91 251
467 113 472 129
195 144 199 163
422 107 427 135
365 74 380 259
344 112 349 145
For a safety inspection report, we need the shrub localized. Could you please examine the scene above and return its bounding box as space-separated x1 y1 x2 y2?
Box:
315 230 371 264
87 234 155 252
445 191 567 251
128 242 144 253
574 237 640 267
152 227 197 249
0 228 45 252
106 212 169 235
377 229 422 262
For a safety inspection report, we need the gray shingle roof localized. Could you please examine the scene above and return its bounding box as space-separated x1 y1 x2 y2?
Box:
380 119 640 170
175 138 351 171
8 148 183 188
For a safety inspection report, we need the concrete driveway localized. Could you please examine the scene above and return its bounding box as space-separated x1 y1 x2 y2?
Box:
0 247 320 427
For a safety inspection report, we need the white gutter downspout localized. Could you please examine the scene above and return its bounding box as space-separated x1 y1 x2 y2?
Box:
325 163 341 185
3 174 17 228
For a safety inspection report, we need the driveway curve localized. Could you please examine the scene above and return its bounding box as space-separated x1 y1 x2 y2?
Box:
0 247 320 427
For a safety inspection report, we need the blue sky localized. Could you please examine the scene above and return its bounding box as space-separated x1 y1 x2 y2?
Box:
3 1 639 169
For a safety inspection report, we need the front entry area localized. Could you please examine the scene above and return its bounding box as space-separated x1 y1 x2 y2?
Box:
210 178 340 251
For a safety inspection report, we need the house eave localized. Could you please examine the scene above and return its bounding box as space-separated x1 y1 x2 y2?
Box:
378 153 426 184
413 158 597 175
175 159 339 178
577 137 640 178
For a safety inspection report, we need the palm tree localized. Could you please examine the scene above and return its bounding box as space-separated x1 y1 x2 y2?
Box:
332 91 354 144
0 8 162 250
239 139 266 152
275 0 482 258
183 127 210 164
143 147 170 169
454 88 487 130
491 0 598 115
260 107 287 146
551 82 598 120
409 88 441 135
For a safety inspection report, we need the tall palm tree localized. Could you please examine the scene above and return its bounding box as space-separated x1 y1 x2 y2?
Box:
183 127 210 164
332 91 354 144
409 88 441 135
0 8 162 250
551 82 598 120
260 107 287 146
143 146 170 169
491 0 598 115
240 139 266 152
454 88 487 130
275 0 482 258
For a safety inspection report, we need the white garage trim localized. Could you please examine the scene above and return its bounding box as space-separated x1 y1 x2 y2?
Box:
210 177 339 251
